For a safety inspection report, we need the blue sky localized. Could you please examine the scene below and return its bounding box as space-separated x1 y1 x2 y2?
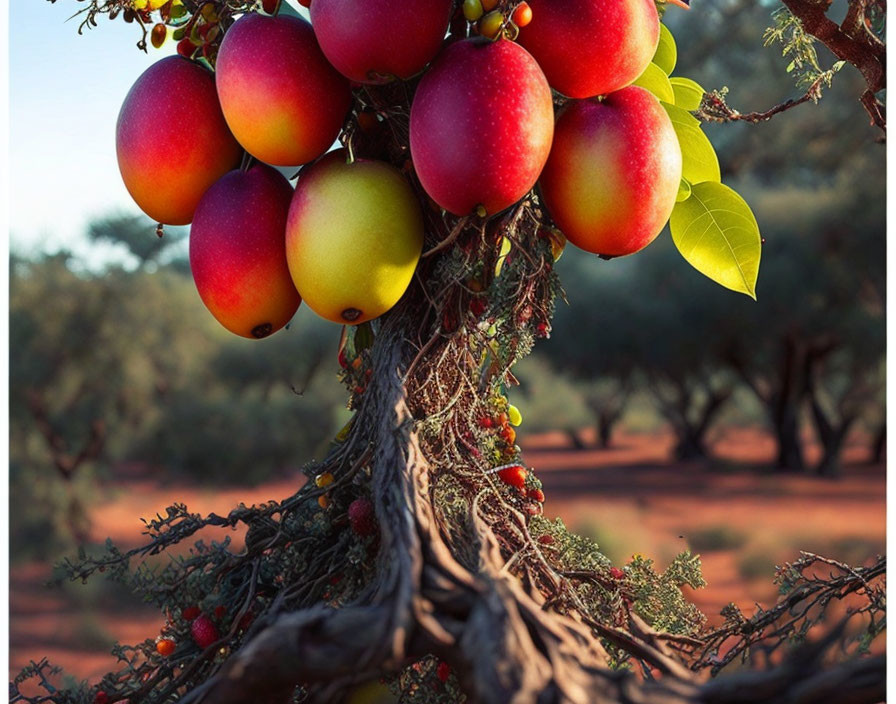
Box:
9 1 309 260
10 1 177 257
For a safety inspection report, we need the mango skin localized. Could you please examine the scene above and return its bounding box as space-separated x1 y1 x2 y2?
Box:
410 38 554 217
518 0 660 99
215 13 351 167
310 0 453 83
189 164 300 338
286 153 423 325
116 56 241 225
539 86 682 257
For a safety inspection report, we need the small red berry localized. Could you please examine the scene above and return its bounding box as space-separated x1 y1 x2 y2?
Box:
478 416 494 429
536 322 549 338
538 534 555 545
182 605 200 621
354 385 365 394
338 348 349 369
213 605 226 621
609 567 625 580
528 488 545 503
176 37 195 57
348 498 377 537
436 661 451 683
94 692 110 704
497 465 527 489
155 637 177 657
190 614 219 649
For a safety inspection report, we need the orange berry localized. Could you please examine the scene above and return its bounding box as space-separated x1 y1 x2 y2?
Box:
315 472 334 488
156 637 177 657
512 2 532 27
151 23 167 49
318 494 330 509
481 0 499 9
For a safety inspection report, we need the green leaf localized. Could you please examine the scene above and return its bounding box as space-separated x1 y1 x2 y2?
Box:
653 24 677 75
662 102 721 185
676 178 692 202
633 63 675 104
669 182 761 298
669 77 706 111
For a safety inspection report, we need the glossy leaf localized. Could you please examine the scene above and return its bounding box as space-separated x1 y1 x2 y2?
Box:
676 178 692 202
633 63 675 104
670 76 706 111
662 102 720 185
670 182 761 298
653 24 677 75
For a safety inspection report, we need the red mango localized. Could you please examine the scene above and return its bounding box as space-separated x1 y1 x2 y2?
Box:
310 0 453 83
215 13 351 166
518 0 660 98
539 86 682 257
189 164 300 338
409 38 554 216
116 56 241 225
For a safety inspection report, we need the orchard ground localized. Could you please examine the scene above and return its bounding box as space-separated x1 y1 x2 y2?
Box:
10 426 884 686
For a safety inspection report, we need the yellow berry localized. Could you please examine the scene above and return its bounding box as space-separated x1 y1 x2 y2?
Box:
508 405 522 426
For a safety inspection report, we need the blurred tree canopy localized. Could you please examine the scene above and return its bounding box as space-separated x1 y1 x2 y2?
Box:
9 225 347 559
537 0 884 473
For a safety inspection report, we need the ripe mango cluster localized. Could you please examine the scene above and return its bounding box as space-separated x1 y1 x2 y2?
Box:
116 0 681 339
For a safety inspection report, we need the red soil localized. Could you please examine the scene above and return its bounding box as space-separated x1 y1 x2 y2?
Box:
9 427 885 690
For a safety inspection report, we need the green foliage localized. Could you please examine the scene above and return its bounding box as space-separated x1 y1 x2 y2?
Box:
634 62 675 103
530 518 707 640
662 102 721 185
653 23 678 75
628 551 707 635
764 8 846 93
670 181 761 298
670 77 706 111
